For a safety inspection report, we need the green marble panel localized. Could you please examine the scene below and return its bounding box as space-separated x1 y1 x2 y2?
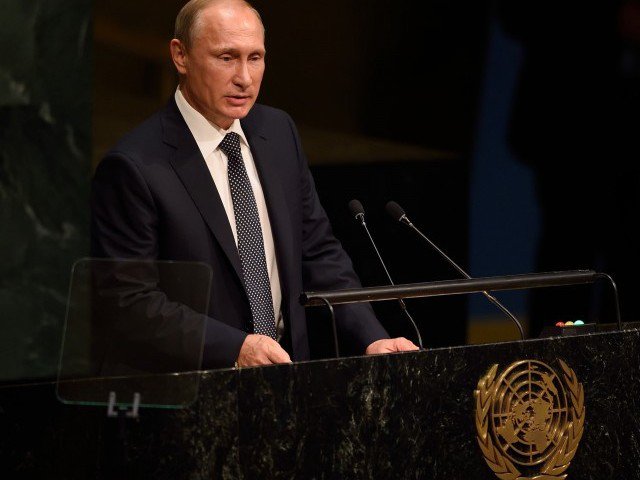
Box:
0 0 91 381
1 330 639 478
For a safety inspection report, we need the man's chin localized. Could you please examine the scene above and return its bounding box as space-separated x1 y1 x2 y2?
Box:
224 104 254 121
211 103 256 129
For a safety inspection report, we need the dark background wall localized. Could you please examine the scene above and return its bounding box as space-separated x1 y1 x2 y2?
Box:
471 1 640 340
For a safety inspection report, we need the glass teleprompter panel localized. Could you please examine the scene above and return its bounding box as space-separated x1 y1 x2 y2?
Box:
57 258 212 409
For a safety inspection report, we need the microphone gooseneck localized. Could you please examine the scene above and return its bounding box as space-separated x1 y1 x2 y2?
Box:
349 199 423 349
386 201 525 341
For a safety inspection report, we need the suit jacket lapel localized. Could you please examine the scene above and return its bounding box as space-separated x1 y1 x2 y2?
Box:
242 118 295 314
161 99 246 287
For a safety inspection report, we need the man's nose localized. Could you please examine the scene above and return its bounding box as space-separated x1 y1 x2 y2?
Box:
233 60 252 88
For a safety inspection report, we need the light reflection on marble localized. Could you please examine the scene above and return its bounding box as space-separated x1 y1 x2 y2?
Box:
0 0 91 381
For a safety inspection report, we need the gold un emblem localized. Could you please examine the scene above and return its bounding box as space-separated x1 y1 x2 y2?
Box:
474 360 585 480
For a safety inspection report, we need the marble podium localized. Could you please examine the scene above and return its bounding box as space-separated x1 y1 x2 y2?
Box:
1 328 639 479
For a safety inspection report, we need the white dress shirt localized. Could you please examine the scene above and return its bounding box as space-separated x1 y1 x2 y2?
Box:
175 89 284 340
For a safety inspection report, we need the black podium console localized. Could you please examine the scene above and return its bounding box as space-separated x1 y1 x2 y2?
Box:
1 327 639 479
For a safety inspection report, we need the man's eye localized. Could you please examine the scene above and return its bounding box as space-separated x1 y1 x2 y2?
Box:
220 56 232 62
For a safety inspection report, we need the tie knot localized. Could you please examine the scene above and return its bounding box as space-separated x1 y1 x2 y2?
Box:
219 132 242 158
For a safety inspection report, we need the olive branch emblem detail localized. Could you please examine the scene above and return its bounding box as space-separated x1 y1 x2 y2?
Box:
474 360 585 480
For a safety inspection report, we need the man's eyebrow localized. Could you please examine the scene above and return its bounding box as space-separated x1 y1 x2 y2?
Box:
213 46 265 55
213 46 239 54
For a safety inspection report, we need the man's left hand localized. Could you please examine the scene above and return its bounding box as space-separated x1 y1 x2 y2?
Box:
365 337 419 355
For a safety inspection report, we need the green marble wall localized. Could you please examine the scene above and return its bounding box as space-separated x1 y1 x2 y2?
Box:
0 0 91 381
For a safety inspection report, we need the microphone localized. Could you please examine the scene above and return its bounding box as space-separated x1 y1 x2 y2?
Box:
348 199 366 226
348 199 423 349
386 201 525 340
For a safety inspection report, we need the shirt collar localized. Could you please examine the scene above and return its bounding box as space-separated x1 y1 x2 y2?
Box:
174 88 249 159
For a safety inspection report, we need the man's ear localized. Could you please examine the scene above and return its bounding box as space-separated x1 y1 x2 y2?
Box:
170 39 188 75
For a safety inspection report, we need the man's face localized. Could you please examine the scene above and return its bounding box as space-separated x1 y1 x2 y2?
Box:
172 3 265 129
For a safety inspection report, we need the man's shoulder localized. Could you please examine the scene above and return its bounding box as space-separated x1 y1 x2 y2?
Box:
243 103 294 131
247 103 290 119
106 108 169 162
103 101 297 163
103 95 190 164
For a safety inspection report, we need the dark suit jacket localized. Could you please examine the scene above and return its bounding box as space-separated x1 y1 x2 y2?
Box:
91 98 389 368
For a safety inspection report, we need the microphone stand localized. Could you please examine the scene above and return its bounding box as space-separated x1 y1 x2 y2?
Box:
402 215 524 340
387 202 525 340
349 200 423 349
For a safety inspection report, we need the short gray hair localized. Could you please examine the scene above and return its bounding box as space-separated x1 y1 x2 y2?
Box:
174 0 264 50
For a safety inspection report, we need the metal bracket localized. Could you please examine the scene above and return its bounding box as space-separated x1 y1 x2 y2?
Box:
107 391 141 419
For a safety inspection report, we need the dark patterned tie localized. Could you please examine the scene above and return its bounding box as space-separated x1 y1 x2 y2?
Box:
219 132 277 339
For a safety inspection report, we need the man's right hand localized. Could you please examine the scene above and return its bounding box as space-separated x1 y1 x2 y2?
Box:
237 334 292 367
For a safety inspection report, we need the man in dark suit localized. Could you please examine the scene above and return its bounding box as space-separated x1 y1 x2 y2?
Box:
91 0 418 369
